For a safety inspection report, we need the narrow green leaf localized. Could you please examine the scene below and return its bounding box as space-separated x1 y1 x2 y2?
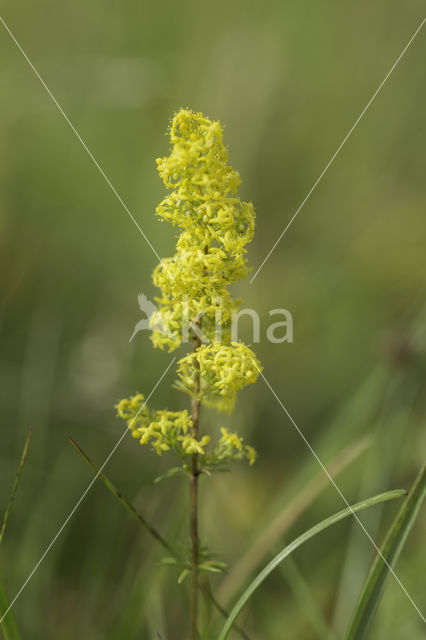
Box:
218 489 405 640
219 434 372 605
343 465 426 640
199 564 225 575
203 561 228 571
0 578 21 640
160 557 180 566
178 569 191 584
203 467 231 475
0 430 32 546
154 465 191 484
68 438 179 558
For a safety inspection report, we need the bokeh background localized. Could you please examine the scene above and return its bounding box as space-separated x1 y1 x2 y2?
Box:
1 2 425 638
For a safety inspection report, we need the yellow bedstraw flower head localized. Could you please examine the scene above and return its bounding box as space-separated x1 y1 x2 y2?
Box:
204 427 257 466
117 108 261 467
151 108 256 352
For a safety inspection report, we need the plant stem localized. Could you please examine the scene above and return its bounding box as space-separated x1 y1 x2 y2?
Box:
190 334 201 640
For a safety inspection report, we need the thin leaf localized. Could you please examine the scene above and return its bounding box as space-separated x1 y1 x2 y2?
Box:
218 489 405 640
154 466 191 484
201 561 228 572
198 564 225 575
218 434 372 604
343 465 426 640
0 578 21 640
0 430 32 545
68 438 178 558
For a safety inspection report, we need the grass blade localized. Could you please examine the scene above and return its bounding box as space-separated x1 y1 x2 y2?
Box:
218 434 372 604
218 489 405 640
0 432 32 639
0 431 32 546
343 465 426 640
0 579 21 640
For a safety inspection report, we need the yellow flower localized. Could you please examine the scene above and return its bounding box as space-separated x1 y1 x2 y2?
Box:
115 401 198 458
220 427 243 451
152 439 171 456
205 427 257 466
151 109 256 352
180 435 211 455
177 341 262 412
245 445 257 466
115 393 149 428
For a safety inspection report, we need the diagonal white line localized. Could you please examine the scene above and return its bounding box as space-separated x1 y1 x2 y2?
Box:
250 17 426 284
257 366 426 623
0 15 163 265
0 357 176 625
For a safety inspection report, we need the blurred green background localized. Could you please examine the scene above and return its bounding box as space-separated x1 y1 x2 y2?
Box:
0 1 425 638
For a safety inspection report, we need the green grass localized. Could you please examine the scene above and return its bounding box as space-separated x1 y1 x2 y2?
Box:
344 465 426 640
218 490 406 639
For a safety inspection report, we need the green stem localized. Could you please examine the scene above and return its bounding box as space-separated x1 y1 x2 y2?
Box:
190 335 201 640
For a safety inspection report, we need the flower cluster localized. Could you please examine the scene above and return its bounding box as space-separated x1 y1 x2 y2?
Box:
117 108 261 468
116 392 256 465
116 394 256 465
177 342 261 413
115 392 149 424
116 393 210 457
151 108 255 351
206 427 257 466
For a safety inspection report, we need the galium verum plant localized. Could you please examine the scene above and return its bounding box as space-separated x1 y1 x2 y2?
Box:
116 108 261 637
